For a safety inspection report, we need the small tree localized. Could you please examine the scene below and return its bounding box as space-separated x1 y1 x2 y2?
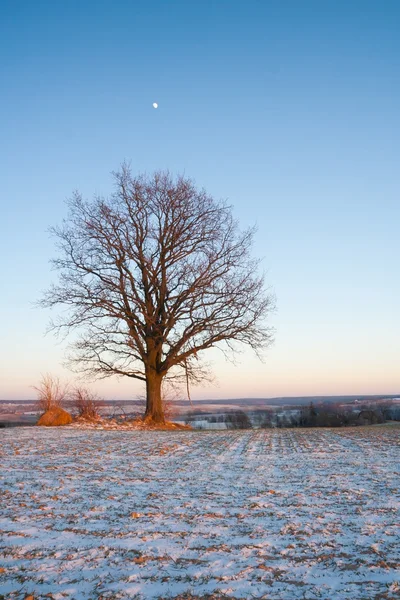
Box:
41 166 275 424
33 374 69 414
72 387 102 420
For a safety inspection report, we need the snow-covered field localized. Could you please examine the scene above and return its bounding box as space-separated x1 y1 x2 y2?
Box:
0 427 399 599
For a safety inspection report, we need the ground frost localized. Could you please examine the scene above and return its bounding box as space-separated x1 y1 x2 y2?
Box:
0 427 399 599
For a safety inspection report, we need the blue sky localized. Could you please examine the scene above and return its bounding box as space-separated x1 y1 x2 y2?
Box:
1 0 399 400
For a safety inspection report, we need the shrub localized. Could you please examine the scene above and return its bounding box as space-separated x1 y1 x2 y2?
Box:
72 387 102 420
33 374 69 414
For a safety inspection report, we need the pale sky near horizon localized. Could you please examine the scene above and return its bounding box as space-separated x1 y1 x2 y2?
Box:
1 0 399 401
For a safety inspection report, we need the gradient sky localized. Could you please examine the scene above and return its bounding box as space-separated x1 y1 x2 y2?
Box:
1 0 399 400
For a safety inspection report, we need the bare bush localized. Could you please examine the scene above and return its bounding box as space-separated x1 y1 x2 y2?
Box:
33 374 69 414
72 387 102 420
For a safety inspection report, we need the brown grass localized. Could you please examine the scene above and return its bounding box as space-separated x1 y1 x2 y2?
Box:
37 407 73 427
128 417 192 431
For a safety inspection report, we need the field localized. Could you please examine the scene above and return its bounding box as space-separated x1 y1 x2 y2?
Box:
0 427 399 599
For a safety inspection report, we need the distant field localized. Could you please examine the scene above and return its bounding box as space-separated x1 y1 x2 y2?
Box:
0 427 399 599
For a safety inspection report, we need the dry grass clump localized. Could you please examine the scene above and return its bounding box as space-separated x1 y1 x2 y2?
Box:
34 374 73 426
37 406 73 426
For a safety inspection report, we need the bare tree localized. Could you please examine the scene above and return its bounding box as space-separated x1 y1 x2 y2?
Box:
225 410 252 429
41 166 275 423
33 374 69 414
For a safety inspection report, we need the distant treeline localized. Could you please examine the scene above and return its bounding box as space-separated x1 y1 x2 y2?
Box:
185 401 400 429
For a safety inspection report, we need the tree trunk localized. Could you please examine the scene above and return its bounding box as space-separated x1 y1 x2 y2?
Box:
144 370 165 424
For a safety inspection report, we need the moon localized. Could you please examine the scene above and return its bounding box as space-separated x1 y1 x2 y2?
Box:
152 102 158 109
